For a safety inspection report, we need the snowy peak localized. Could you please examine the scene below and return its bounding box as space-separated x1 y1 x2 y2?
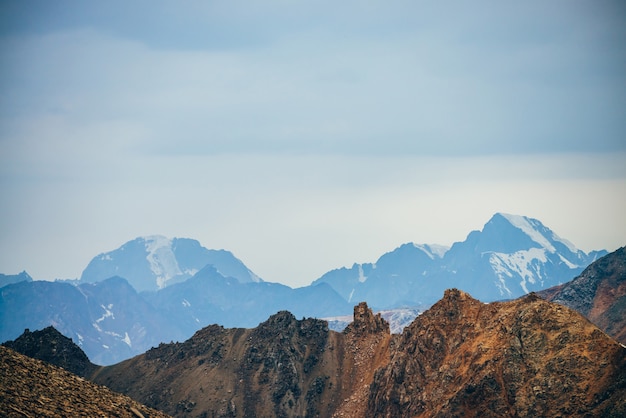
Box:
497 213 558 252
314 213 607 308
80 236 262 292
497 213 578 255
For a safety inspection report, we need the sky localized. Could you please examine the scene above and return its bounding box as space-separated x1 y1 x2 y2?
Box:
0 1 625 288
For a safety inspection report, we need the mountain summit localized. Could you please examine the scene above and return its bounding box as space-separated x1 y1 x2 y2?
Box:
80 236 262 292
314 213 606 308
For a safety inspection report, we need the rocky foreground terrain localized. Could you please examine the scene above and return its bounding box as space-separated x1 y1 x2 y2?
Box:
0 345 170 418
87 290 626 418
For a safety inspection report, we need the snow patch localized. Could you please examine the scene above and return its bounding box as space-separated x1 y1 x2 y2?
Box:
413 243 449 259
488 248 548 294
348 288 355 303
558 254 577 269
95 304 114 323
144 235 183 289
549 231 578 254
76 333 83 346
122 332 132 347
183 268 198 277
182 298 191 307
357 265 367 283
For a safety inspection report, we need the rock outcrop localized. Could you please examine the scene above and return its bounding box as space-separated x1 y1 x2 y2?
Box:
539 246 626 344
366 289 626 417
0 345 170 418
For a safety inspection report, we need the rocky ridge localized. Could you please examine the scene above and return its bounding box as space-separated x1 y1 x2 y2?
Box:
90 302 394 418
539 246 626 344
367 289 626 417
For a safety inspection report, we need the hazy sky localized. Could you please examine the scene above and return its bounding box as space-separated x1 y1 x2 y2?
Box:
1 1 625 287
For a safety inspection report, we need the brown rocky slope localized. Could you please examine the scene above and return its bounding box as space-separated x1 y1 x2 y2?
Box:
0 345 171 418
367 289 626 417
538 246 626 344
91 302 391 418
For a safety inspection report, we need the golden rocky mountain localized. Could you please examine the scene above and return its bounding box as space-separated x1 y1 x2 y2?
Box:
367 289 626 417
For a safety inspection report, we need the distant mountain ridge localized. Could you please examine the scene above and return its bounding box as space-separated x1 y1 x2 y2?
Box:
0 271 32 288
0 213 609 365
313 213 606 309
1 269 351 365
81 236 262 292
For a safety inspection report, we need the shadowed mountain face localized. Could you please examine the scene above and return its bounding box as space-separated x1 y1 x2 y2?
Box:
86 292 626 418
0 345 171 418
538 246 626 344
0 268 351 365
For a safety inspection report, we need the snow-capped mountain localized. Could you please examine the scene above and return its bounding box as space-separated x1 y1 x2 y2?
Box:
80 236 262 292
313 213 607 309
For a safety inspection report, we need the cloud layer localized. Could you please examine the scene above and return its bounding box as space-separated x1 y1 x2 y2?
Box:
0 1 624 285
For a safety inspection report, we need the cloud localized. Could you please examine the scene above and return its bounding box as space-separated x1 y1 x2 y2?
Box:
1 1 625 163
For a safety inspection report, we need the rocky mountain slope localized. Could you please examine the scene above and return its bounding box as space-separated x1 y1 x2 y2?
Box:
538 246 626 344
366 289 626 417
81 236 262 292
314 213 606 309
90 302 391 418
87 291 626 418
0 345 171 418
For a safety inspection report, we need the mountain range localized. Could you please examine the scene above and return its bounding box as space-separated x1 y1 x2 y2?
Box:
5 287 625 417
314 212 606 308
3 245 626 417
0 213 609 364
